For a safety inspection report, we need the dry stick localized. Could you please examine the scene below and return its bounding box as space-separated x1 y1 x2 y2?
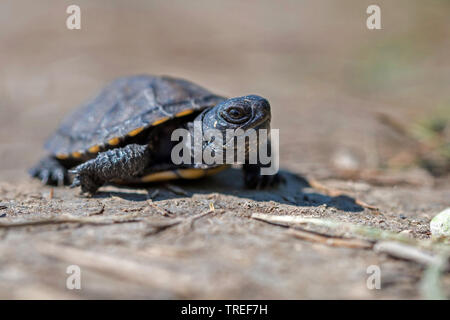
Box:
147 200 173 217
253 213 449 290
375 112 437 172
374 241 442 266
144 208 217 236
251 213 449 253
146 188 172 217
308 178 379 210
287 228 373 249
0 213 142 228
251 212 373 249
189 204 216 229
34 242 198 297
87 202 105 216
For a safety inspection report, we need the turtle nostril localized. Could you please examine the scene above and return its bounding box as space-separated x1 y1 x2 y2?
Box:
256 101 271 119
246 95 270 115
259 99 271 112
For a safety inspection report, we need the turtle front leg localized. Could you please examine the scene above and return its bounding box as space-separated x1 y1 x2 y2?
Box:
242 138 283 189
243 164 283 189
70 144 150 194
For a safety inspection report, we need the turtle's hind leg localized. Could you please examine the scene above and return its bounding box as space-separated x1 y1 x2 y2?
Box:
29 156 71 186
70 144 150 194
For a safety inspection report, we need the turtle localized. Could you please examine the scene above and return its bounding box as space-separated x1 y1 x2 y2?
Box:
29 75 280 194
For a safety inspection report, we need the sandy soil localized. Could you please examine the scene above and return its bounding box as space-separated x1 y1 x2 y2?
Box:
0 0 449 299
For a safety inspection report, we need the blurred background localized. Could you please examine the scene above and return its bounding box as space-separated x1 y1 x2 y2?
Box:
0 0 449 183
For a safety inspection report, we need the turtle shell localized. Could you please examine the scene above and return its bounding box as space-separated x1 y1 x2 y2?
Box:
45 75 226 159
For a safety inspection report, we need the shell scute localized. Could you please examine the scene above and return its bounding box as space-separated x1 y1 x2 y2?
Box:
44 75 226 157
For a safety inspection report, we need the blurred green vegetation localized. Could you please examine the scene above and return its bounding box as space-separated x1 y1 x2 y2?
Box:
411 103 450 175
355 37 425 92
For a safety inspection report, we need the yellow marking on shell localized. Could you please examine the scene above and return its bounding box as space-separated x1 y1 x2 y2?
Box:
176 168 207 180
177 166 229 179
137 165 229 183
127 127 144 137
213 120 217 128
175 109 195 117
151 117 170 126
108 137 120 146
71 151 83 158
140 170 178 183
88 145 100 153
56 153 69 160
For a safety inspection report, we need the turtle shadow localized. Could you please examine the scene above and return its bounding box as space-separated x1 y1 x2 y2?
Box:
93 167 364 212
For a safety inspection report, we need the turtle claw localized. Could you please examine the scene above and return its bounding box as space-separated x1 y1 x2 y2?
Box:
29 156 70 186
39 169 50 185
69 163 104 194
70 176 81 188
52 168 66 186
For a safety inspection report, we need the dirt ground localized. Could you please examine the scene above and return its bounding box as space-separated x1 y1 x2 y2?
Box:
0 1 449 299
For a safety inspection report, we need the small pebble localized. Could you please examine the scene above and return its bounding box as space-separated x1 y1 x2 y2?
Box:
430 208 450 240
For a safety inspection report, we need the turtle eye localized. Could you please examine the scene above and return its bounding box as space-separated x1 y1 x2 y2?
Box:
228 108 243 118
220 107 250 124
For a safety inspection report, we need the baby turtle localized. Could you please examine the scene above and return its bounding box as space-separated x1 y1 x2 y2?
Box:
30 75 280 194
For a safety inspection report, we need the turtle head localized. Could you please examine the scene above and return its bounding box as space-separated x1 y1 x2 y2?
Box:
201 95 271 133
191 95 271 163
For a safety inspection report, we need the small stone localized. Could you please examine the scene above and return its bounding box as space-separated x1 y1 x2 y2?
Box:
332 149 360 171
399 214 406 220
399 229 414 238
430 208 450 240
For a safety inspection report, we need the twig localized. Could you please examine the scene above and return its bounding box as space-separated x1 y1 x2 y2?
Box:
374 241 443 266
144 209 217 236
188 206 217 229
251 213 449 253
287 228 373 249
87 202 105 216
375 111 435 158
144 220 182 235
147 201 173 217
0 214 141 229
376 112 413 139
251 212 373 249
308 179 378 210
